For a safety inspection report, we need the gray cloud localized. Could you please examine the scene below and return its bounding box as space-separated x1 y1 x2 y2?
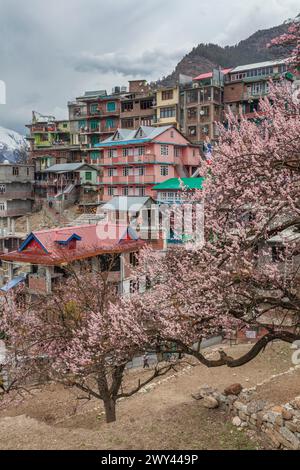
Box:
0 0 299 134
71 49 188 77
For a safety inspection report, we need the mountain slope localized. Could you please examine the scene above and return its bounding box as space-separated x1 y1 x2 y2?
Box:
158 21 291 86
0 126 29 163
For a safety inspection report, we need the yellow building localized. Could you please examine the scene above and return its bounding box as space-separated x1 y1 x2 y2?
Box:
153 86 180 128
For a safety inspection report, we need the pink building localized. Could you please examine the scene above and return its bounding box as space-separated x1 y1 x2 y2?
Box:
96 126 201 201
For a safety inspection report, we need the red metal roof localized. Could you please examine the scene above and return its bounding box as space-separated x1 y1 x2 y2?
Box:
0 223 145 265
193 68 232 81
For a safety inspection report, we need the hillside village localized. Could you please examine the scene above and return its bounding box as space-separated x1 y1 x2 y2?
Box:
0 57 296 297
0 10 300 454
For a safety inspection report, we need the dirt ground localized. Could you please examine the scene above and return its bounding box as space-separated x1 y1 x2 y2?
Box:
254 368 300 404
0 341 294 450
15 206 80 233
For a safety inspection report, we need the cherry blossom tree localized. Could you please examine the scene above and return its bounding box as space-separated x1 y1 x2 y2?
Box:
0 261 177 423
120 78 300 367
269 16 300 70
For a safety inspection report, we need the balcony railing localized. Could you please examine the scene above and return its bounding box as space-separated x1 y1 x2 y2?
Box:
102 154 172 165
80 125 118 134
243 90 269 100
104 174 156 184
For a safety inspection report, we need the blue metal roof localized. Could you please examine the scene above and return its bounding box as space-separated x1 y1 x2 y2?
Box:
95 138 152 148
0 275 26 293
96 125 173 148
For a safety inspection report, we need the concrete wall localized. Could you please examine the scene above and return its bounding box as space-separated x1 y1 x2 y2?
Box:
0 164 34 183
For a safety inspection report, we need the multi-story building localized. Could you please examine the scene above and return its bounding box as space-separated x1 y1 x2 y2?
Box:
76 89 128 165
96 125 201 201
181 68 231 145
26 112 81 171
153 86 181 129
34 162 99 209
120 80 154 130
0 162 34 251
68 99 87 148
223 59 289 118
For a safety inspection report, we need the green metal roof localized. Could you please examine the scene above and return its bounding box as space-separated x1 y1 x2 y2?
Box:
153 177 204 191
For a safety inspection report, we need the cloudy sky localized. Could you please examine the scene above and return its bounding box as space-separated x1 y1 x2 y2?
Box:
0 0 299 134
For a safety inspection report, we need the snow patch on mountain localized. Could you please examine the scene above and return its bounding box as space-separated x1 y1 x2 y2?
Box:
0 126 29 163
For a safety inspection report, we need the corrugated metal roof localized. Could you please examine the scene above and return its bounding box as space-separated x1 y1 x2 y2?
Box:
230 59 287 73
193 68 231 81
0 223 144 265
153 177 204 190
96 125 172 148
0 275 26 292
101 196 155 213
42 163 97 173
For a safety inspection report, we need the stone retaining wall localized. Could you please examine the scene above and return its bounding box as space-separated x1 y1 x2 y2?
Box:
193 367 300 450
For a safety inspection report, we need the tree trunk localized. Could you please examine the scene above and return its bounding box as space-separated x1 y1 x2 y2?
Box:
103 397 116 423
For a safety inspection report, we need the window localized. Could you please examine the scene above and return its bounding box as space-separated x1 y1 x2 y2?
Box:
279 64 287 73
123 147 133 157
160 145 169 156
136 166 144 176
26 167 30 176
90 103 98 114
199 88 211 103
85 172 92 181
128 186 135 196
200 106 210 118
200 125 209 137
130 252 139 267
108 168 117 177
106 118 115 129
213 88 221 103
160 166 169 176
141 117 152 126
0 184 6 194
123 167 130 176
170 130 174 138
13 167 19 176
174 146 182 157
107 101 116 112
187 90 198 104
91 135 100 146
108 187 117 196
123 187 129 196
90 119 99 130
140 99 153 110
121 101 133 112
162 90 173 100
90 151 100 161
122 118 134 128
272 246 285 263
160 107 175 119
138 187 145 196
0 202 5 211
187 107 197 119
188 126 197 137
130 279 140 293
134 146 145 156
108 149 117 158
